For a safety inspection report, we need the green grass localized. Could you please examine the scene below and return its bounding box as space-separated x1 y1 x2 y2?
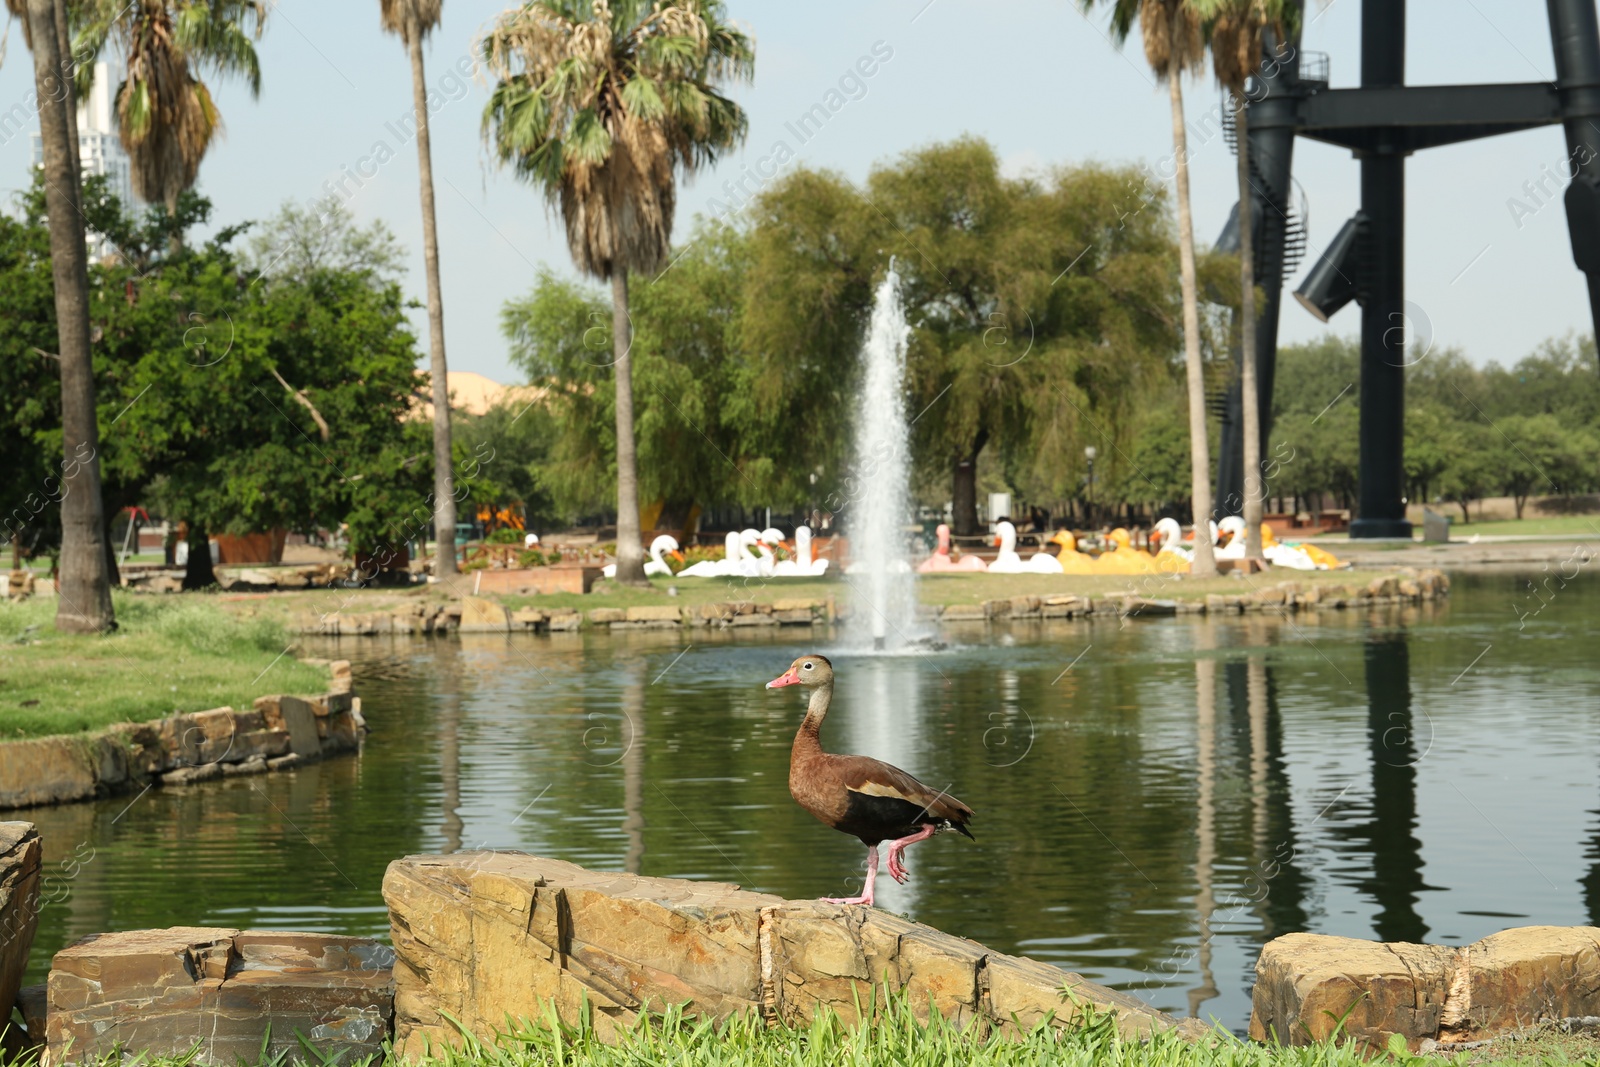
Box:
1440 515 1600 539
6 988 1597 1067
0 593 331 740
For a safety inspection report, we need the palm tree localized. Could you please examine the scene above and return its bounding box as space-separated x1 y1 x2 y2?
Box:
381 0 458 578
1081 0 1218 576
19 0 116 632
481 0 753 586
1200 0 1296 563
73 0 266 223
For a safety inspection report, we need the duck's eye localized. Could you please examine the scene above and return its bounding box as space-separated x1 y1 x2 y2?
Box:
802 662 813 670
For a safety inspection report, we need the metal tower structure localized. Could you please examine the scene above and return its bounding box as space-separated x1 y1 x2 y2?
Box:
1214 0 1600 538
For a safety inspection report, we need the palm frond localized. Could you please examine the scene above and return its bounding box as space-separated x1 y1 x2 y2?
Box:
480 0 752 280
378 0 442 41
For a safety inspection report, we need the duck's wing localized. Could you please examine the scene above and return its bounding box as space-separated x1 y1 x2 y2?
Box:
833 754 975 837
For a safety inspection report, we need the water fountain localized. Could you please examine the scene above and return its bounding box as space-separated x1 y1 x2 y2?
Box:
848 260 916 651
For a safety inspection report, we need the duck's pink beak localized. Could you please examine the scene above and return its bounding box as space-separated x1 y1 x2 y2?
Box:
766 668 800 689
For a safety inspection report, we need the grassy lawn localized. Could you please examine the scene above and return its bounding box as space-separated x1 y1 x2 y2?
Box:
1442 515 1600 539
0 593 331 740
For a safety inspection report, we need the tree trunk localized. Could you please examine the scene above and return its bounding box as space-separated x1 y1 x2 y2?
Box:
28 0 114 633
950 428 989 536
1170 63 1218 577
407 28 457 579
610 269 648 586
181 522 217 590
1236 96 1265 562
53 0 80 190
103 505 121 588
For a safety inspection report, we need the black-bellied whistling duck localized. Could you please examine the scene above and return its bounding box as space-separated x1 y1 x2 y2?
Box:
766 654 974 906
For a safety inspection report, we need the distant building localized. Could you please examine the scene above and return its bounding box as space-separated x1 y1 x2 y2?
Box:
30 62 140 259
411 371 546 420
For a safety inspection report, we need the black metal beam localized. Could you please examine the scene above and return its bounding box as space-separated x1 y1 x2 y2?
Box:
1293 82 1561 134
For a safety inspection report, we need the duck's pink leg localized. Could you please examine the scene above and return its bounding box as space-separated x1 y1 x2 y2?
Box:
885 825 937 884
822 845 878 906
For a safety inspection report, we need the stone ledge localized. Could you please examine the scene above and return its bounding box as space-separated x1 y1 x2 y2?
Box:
384 852 1189 1055
0 823 42 1038
1250 926 1600 1053
0 667 362 811
44 927 394 1064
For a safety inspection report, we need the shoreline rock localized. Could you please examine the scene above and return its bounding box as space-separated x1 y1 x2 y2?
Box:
1250 926 1600 1052
382 852 1201 1054
290 569 1449 636
0 823 42 1046
0 664 363 812
43 928 394 1064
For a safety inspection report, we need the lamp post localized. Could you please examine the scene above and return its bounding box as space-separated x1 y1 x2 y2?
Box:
1084 445 1097 529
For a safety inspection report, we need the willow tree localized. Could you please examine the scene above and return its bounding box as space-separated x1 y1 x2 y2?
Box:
1081 0 1217 575
1199 0 1296 562
481 0 752 586
74 0 266 220
381 0 458 577
19 0 115 631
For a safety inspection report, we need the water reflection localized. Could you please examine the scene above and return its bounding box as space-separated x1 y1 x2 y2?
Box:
16 574 1600 1034
438 651 463 854
1189 649 1218 1018
622 667 645 875
1333 632 1436 943
1586 803 1600 927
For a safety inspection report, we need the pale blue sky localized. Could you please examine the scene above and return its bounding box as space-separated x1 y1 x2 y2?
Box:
0 0 1584 383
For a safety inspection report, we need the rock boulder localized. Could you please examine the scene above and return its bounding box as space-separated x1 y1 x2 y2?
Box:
1250 926 1600 1052
384 852 1186 1055
46 928 393 1064
0 823 42 1028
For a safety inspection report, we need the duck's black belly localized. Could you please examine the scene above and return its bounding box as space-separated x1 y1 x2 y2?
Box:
834 791 937 846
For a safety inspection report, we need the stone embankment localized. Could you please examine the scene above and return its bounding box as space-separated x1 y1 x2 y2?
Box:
1251 927 1600 1053
0 663 363 810
384 852 1190 1051
5 835 1600 1064
292 570 1449 636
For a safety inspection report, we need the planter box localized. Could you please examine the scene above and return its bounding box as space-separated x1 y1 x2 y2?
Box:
469 564 604 595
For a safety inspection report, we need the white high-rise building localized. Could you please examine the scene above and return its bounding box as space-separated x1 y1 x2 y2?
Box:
31 63 140 258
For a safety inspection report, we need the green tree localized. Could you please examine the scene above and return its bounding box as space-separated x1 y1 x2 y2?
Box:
1439 422 1497 523
1491 413 1596 519
480 0 753 585
1081 0 1218 574
1120 390 1193 516
381 0 459 578
1198 0 1297 561
452 400 562 533
84 197 429 586
504 222 799 524
1402 404 1460 507
740 146 1190 534
0 186 64 570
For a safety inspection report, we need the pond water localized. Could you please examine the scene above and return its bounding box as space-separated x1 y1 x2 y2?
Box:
23 571 1600 1031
